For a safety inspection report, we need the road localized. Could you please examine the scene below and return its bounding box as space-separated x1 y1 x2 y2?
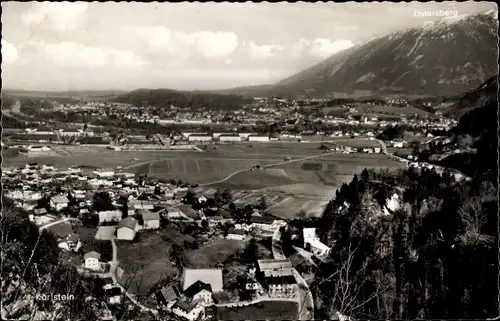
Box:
271 225 314 320
109 238 159 317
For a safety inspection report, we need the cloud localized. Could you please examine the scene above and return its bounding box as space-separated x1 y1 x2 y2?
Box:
294 38 354 58
32 41 148 67
22 2 89 31
132 26 172 49
132 26 238 59
245 41 283 60
1 40 19 64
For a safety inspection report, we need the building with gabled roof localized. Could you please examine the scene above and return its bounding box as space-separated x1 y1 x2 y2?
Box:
116 217 138 240
182 268 223 293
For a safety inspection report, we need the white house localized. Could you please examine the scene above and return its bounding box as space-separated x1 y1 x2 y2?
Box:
198 196 207 203
184 281 214 306
392 140 405 148
84 251 101 271
116 217 138 241
58 234 81 252
141 210 160 230
93 168 115 178
98 210 122 223
303 228 330 257
50 195 69 211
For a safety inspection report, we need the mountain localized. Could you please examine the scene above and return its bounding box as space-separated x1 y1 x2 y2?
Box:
113 88 253 110
443 74 498 117
225 11 498 99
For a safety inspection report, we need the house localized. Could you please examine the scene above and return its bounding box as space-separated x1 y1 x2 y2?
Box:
132 200 155 211
184 281 214 306
84 251 101 271
165 207 183 219
182 269 223 293
33 208 47 216
303 227 331 257
116 217 138 240
392 140 405 148
140 210 160 230
93 168 115 178
60 129 82 137
157 284 181 309
256 259 297 297
171 299 205 321
226 228 246 241
50 195 69 211
198 196 207 203
374 147 381 153
98 210 122 223
58 233 81 252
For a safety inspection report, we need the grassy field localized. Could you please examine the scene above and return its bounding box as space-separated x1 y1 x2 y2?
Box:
216 300 299 320
116 228 194 295
186 239 247 269
46 221 73 238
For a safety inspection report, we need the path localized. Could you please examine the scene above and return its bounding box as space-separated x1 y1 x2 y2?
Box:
38 218 74 232
109 238 159 317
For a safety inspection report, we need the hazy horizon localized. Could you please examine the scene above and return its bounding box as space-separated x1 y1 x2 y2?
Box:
2 1 497 92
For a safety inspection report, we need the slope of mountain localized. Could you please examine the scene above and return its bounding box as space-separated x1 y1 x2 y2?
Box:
444 74 498 117
222 11 498 99
276 11 498 98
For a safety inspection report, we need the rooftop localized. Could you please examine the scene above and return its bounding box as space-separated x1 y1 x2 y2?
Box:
182 268 223 293
117 217 138 230
84 251 101 260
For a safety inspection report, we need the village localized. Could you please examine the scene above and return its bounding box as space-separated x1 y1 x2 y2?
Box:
2 162 332 321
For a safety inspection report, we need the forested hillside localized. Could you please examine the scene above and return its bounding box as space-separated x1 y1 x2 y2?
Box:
113 88 253 110
314 167 498 320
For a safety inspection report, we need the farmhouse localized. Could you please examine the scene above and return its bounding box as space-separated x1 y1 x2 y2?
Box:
98 210 122 223
116 217 138 240
158 284 181 309
182 269 223 293
84 251 101 271
172 299 205 321
184 281 214 306
50 195 69 211
140 210 160 230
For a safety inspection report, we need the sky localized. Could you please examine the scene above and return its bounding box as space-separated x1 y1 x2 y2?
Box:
1 1 497 91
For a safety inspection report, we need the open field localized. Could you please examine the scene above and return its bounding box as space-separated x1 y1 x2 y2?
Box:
46 221 73 238
216 300 299 320
186 239 247 269
117 228 194 295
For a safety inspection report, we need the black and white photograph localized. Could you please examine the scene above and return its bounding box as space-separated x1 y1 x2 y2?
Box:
1 1 499 320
